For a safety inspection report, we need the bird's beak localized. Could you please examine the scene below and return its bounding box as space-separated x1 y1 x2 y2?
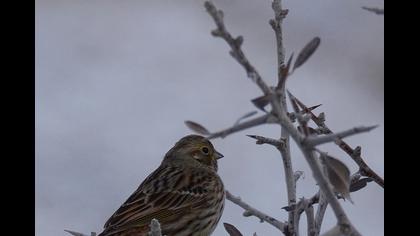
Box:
215 151 224 159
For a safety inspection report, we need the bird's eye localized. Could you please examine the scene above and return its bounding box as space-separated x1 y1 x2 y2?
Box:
201 147 209 154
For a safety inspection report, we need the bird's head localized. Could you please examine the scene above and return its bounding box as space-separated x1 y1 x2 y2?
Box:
163 135 224 171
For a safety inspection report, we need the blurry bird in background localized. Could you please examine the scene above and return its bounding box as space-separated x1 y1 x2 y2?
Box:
98 135 225 236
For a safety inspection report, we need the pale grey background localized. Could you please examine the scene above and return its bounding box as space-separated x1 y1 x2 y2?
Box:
36 0 384 235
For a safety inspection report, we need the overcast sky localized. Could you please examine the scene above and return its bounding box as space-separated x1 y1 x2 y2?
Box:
36 0 384 235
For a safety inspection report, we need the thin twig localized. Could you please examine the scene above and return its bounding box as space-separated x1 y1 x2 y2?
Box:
204 1 271 94
207 109 317 140
233 111 258 126
293 200 303 236
247 134 286 149
305 203 316 236
270 0 288 88
279 142 296 236
294 97 384 188
207 114 274 139
314 191 328 236
304 125 378 146
226 190 287 233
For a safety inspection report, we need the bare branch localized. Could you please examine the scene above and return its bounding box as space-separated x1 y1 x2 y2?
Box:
282 172 370 235
293 200 303 236
204 1 271 94
362 6 384 15
233 111 258 126
291 135 361 235
294 97 384 188
207 114 273 139
269 2 298 235
278 141 296 234
305 203 316 236
314 191 328 236
292 197 316 236
207 109 318 140
205 2 366 235
225 190 287 233
304 125 378 146
270 0 288 88
247 134 286 149
288 90 310 136
286 172 368 210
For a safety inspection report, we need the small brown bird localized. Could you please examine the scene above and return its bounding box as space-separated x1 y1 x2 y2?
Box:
98 135 225 236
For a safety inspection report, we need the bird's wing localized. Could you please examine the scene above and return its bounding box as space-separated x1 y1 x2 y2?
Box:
100 165 213 235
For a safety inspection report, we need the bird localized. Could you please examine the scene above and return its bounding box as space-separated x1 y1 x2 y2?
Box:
98 134 225 236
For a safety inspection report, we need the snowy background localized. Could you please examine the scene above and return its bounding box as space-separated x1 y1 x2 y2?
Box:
36 0 384 235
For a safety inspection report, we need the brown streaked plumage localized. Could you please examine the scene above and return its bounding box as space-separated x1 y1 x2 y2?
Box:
98 135 225 236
